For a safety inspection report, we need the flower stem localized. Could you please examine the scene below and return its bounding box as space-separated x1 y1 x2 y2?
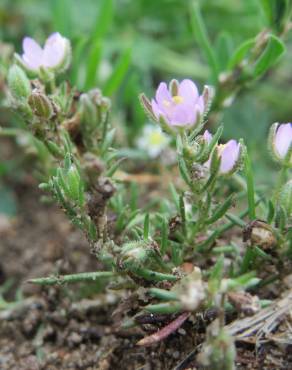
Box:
27 271 115 285
131 267 177 282
273 165 288 205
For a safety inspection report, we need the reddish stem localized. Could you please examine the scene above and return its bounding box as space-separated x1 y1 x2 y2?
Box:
137 312 190 346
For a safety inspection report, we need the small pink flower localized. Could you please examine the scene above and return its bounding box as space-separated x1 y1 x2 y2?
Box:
18 33 70 73
273 123 292 160
204 131 241 175
217 140 241 174
151 79 205 128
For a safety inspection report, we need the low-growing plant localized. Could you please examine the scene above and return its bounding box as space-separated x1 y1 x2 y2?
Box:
1 1 292 367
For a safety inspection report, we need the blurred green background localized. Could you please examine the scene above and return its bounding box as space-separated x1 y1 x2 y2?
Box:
1 0 292 215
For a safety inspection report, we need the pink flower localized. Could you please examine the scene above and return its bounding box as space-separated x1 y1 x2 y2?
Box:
150 79 204 128
204 131 241 175
273 123 292 160
18 33 70 73
217 140 241 174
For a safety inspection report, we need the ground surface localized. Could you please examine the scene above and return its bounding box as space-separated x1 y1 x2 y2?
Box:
0 177 291 370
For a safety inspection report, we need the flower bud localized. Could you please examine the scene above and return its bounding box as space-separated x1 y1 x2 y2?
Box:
66 165 83 205
279 179 292 217
119 240 153 270
79 93 98 125
28 90 54 119
269 123 292 166
7 65 31 101
79 89 110 128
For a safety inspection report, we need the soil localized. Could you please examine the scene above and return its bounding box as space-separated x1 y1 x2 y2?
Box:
0 177 291 370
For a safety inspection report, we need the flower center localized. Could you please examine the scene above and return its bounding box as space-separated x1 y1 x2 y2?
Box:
163 95 184 108
149 131 165 146
172 95 184 104
217 144 226 156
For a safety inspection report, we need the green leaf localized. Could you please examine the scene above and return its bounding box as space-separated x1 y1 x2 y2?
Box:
148 288 178 301
178 156 192 188
210 255 224 281
259 0 292 32
145 302 182 314
90 0 114 41
104 48 132 96
169 183 180 211
143 213 150 240
206 195 234 225
253 34 286 78
51 0 71 36
215 31 233 70
84 40 102 90
267 200 275 223
259 0 274 25
70 36 88 86
227 38 255 70
160 218 168 256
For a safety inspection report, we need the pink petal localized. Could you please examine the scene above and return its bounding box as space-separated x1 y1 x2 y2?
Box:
203 130 212 144
220 140 240 174
178 79 199 104
155 82 172 107
43 32 66 68
275 123 292 159
22 37 43 70
169 103 196 127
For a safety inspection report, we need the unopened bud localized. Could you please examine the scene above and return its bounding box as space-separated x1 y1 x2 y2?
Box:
7 65 31 101
269 123 292 167
28 91 54 119
66 165 83 205
79 93 98 125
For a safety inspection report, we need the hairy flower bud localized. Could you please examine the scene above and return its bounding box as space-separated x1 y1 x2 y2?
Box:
7 65 31 101
269 123 292 166
28 90 54 119
79 93 98 125
118 240 157 270
79 89 111 128
66 165 83 205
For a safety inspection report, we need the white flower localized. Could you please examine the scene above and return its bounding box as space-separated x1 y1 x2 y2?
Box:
137 124 169 158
